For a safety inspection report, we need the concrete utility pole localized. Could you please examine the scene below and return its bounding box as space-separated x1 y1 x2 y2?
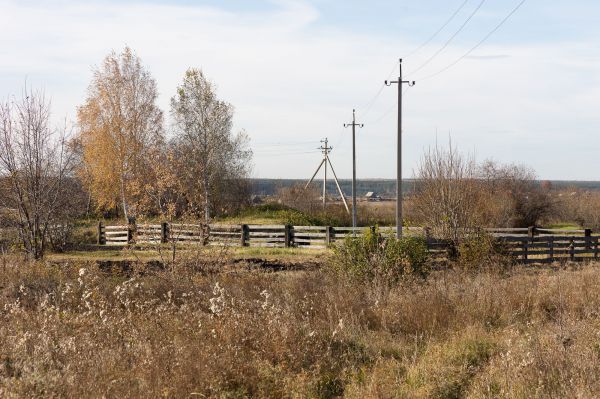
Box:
385 59 415 238
344 109 363 230
304 138 350 214
322 139 328 209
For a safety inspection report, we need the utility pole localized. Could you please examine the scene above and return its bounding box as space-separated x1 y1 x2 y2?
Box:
321 139 330 209
305 138 350 214
344 109 363 230
385 59 415 238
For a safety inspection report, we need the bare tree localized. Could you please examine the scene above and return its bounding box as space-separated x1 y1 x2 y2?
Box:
478 160 553 227
0 88 74 259
412 142 481 244
413 143 555 243
170 68 252 222
277 183 322 214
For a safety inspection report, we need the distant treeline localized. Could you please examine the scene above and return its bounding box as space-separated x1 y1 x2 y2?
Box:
250 179 600 198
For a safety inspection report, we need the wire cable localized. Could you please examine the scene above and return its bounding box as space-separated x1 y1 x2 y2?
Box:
358 0 471 119
357 62 398 119
253 150 320 157
333 125 348 148
366 87 410 126
252 140 316 147
417 0 527 82
408 0 487 76
403 0 471 59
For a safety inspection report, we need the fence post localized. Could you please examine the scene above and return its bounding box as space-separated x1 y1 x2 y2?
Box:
524 226 536 262
325 226 332 245
424 227 431 243
569 240 575 261
548 236 554 261
201 224 207 246
594 237 599 260
97 221 105 245
240 224 248 247
284 225 292 248
585 228 592 250
127 217 136 244
161 222 169 244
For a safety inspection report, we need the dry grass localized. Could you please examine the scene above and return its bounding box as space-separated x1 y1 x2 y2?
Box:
47 246 328 266
2 257 600 397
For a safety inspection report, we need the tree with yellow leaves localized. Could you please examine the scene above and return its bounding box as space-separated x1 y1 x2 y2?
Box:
77 47 163 221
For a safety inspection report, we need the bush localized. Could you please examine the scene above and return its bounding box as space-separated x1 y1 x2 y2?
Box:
330 228 429 284
47 223 75 252
457 230 512 271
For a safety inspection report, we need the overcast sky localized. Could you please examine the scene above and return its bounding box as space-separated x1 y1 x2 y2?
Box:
1 0 599 179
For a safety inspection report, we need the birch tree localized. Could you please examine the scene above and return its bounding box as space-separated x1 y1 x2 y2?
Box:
0 88 74 259
77 47 163 221
170 69 252 222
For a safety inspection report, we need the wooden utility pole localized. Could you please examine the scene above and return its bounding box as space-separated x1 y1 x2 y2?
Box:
385 59 415 238
304 138 350 214
344 109 363 230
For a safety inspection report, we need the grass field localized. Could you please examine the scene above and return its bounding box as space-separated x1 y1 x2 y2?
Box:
2 254 600 397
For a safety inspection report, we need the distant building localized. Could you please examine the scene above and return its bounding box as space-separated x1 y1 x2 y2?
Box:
365 191 382 201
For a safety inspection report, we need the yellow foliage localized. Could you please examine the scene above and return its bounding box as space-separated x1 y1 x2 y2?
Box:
76 47 163 218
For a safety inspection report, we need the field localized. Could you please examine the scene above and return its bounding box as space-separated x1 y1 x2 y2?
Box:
215 200 399 227
3 254 600 397
250 178 600 197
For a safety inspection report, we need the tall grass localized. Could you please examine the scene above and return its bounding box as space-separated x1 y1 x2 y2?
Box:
2 256 600 397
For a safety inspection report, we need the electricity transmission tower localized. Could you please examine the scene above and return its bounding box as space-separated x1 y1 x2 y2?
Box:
304 138 350 214
385 59 415 238
344 109 363 230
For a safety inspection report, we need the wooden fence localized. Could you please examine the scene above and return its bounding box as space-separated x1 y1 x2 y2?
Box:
97 222 599 263
97 222 429 249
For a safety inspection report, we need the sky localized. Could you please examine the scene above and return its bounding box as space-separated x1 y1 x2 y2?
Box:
1 0 599 180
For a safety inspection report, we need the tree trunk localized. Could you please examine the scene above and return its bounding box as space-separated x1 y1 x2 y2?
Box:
203 173 210 224
120 176 129 223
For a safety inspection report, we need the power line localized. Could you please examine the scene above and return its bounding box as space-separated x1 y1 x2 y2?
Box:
417 0 527 82
358 62 398 119
403 0 471 58
367 87 410 125
253 150 320 157
253 148 317 153
333 126 346 148
252 146 318 154
252 140 315 147
254 148 314 154
358 1 472 119
408 0 488 76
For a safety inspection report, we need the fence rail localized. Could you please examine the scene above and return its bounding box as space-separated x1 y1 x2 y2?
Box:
97 222 599 263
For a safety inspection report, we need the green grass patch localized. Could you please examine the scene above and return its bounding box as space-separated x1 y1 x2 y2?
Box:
543 222 582 230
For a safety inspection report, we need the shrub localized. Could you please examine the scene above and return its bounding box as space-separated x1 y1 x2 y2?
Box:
47 223 75 252
329 227 429 284
457 230 512 271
